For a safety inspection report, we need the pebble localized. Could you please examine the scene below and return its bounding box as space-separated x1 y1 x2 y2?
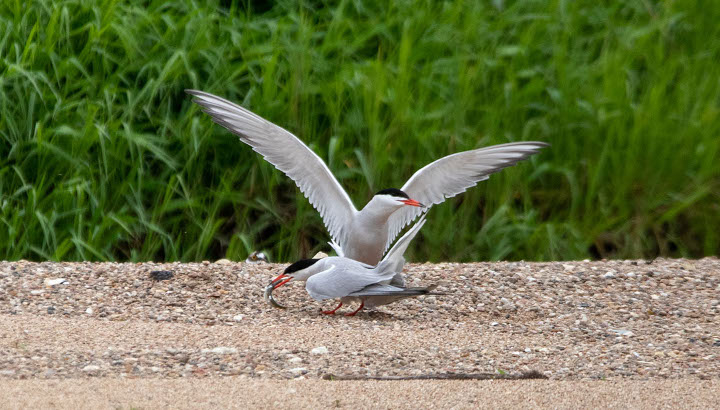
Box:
44 278 68 286
289 367 308 376
149 270 174 281
0 258 718 380
201 347 238 355
82 365 100 372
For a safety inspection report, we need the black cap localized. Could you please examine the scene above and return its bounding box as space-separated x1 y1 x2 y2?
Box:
375 188 409 199
283 259 320 274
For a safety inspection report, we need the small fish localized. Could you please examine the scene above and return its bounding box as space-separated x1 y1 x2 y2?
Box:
264 281 286 309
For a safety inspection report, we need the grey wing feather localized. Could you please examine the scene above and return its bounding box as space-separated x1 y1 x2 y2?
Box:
348 284 436 297
373 214 426 286
187 90 357 247
379 214 426 268
384 141 549 253
305 261 396 301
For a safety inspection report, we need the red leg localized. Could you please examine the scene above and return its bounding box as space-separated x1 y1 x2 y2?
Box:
344 301 364 317
322 302 343 315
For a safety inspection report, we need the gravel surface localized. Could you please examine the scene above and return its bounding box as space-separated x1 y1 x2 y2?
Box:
1 258 719 381
1 379 719 409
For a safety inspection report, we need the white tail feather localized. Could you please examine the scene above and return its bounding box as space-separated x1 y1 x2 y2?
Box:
328 240 344 257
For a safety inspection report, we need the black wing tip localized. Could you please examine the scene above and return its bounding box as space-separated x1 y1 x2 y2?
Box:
420 284 447 296
358 286 441 297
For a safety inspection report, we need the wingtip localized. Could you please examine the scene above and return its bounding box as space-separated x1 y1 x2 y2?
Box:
519 141 551 149
423 284 448 295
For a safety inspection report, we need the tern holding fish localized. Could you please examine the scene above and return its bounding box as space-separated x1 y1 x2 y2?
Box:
264 214 436 315
187 90 548 265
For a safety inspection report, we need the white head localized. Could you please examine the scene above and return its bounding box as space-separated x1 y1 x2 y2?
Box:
372 188 425 209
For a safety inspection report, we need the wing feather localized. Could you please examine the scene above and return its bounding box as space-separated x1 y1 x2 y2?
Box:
348 284 435 297
305 261 397 301
384 141 549 253
187 90 357 246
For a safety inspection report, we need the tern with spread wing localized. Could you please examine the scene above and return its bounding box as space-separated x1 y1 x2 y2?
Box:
187 90 548 264
266 214 435 316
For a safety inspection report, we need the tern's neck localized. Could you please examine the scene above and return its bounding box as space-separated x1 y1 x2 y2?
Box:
293 259 329 282
359 197 399 222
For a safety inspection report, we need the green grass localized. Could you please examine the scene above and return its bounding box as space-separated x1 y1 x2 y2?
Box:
1 0 719 262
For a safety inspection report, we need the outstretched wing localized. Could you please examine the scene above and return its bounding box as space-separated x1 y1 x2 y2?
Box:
384 141 549 253
187 90 357 246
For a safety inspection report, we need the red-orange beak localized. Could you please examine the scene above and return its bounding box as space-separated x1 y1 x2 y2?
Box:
400 198 425 207
269 273 293 289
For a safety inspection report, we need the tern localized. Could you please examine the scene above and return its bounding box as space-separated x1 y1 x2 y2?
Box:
187 90 548 264
265 214 435 316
